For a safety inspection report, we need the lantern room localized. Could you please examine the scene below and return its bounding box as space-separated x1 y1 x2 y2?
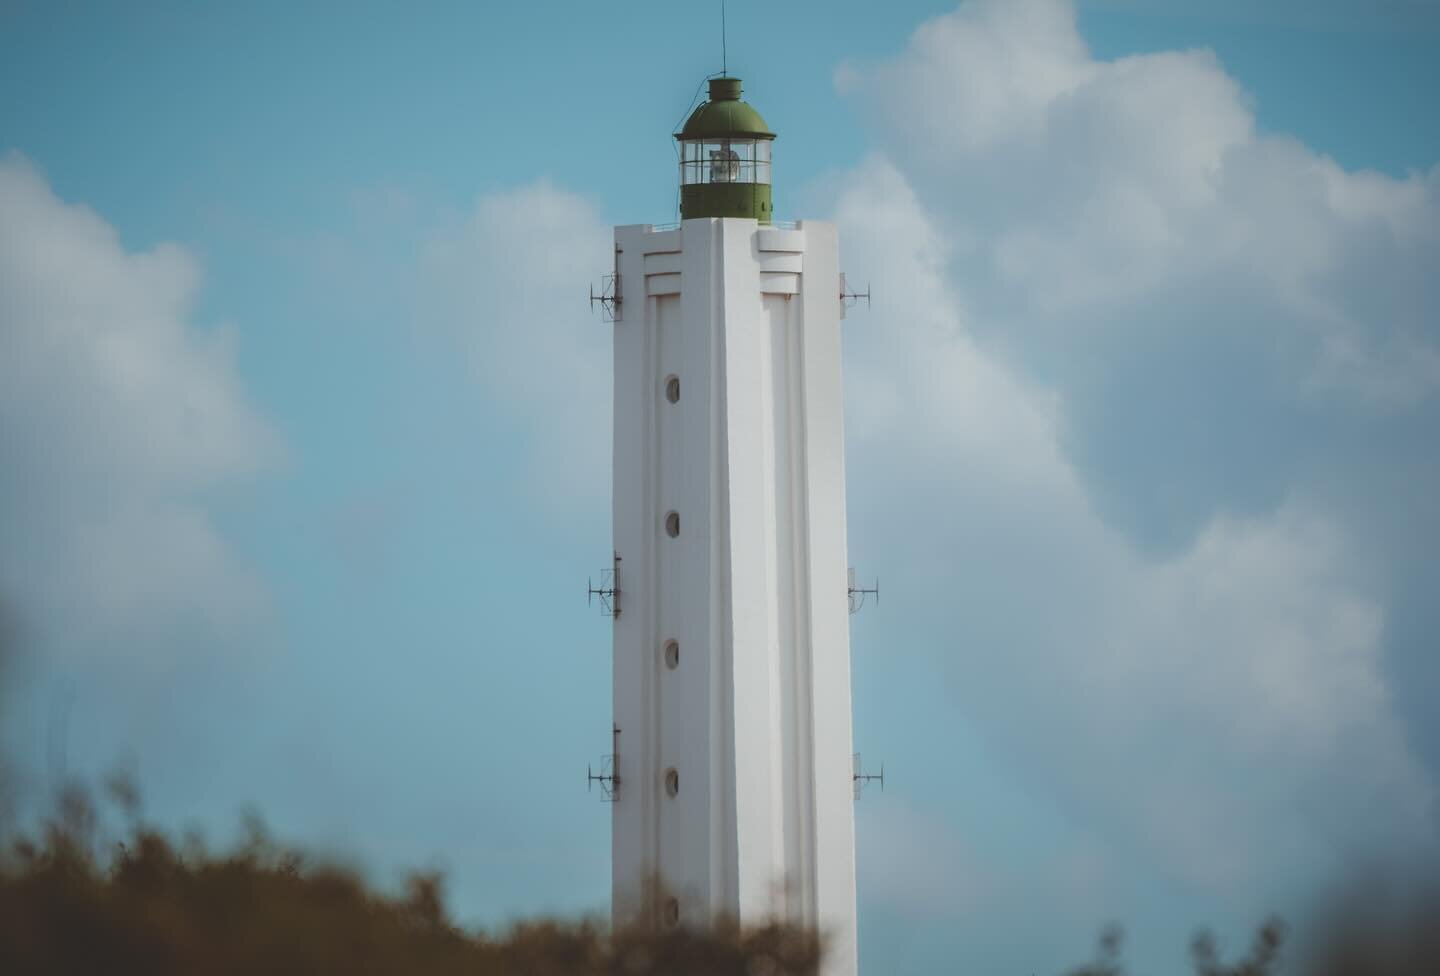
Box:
676 77 776 223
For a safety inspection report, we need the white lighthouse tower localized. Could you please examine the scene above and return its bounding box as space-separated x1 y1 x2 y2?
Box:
606 76 858 975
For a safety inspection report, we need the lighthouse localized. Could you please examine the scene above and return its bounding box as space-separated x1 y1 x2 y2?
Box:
607 76 859 975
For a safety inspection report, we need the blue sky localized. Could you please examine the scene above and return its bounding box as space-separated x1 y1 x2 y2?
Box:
2 1 1438 973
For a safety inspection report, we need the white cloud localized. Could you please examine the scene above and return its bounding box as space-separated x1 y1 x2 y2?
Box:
0 154 274 662
857 796 999 918
838 0 1097 158
841 0 1440 410
419 182 612 508
832 145 1436 900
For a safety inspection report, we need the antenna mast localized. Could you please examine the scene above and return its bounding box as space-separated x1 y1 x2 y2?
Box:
721 0 728 75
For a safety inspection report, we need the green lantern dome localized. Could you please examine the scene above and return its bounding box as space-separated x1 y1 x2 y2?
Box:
675 78 776 223
678 77 775 140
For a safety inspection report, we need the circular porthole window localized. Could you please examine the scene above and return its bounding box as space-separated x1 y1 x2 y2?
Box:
664 767 679 798
664 511 680 538
665 375 680 404
663 640 679 670
663 897 680 927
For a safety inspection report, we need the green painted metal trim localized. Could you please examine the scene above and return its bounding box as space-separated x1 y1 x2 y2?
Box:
680 182 773 224
709 77 742 101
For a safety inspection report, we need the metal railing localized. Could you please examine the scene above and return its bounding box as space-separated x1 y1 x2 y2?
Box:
646 219 798 232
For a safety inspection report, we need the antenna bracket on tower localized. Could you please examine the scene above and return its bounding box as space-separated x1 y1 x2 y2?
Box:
839 273 871 320
587 725 622 802
588 552 622 618
848 567 879 615
590 246 623 323
853 753 885 800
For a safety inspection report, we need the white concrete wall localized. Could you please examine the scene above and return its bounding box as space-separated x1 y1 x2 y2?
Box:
611 218 857 976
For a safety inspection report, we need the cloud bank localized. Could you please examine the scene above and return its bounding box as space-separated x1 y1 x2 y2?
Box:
839 0 1439 413
833 0 1439 925
0 154 274 667
419 182 613 511
838 154 1433 890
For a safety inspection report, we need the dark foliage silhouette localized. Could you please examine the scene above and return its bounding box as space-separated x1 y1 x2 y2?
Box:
5 776 1436 975
0 782 822 976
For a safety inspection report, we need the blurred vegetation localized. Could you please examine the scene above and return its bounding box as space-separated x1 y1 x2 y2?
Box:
1066 919 1285 976
3 773 1437 975
1296 867 1440 976
1067 882 1440 976
0 779 821 976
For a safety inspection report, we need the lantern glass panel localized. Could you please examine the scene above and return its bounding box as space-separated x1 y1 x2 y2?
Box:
679 139 769 186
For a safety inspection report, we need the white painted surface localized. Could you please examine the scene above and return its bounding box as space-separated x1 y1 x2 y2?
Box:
610 218 857 976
